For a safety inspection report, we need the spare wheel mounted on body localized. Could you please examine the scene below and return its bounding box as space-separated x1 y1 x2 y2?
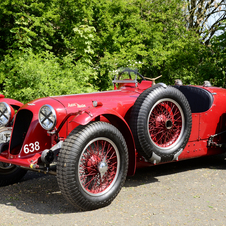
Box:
130 84 192 164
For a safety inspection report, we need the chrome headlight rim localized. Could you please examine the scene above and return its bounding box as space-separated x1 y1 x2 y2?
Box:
38 104 57 131
0 102 11 126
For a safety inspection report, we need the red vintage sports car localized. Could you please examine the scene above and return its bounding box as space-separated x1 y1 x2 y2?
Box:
0 93 23 142
0 69 225 211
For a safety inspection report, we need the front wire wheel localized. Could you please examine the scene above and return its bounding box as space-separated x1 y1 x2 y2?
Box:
78 137 120 196
57 122 128 211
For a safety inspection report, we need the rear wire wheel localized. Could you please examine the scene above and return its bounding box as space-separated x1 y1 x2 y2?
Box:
130 85 192 163
148 98 185 149
57 121 128 211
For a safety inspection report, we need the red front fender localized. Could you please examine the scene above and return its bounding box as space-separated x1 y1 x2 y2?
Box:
1 98 23 109
67 107 137 176
0 97 23 126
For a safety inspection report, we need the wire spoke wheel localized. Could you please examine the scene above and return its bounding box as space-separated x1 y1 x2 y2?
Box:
148 98 184 149
130 85 192 162
78 138 120 196
57 122 128 211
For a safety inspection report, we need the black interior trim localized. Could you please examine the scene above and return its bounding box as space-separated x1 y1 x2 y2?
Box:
174 85 213 113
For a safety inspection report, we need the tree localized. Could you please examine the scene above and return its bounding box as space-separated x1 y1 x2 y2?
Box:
0 0 220 101
207 22 226 87
0 51 96 103
89 0 204 88
0 0 98 101
184 0 226 45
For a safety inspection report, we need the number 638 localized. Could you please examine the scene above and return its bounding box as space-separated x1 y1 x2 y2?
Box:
24 142 40 154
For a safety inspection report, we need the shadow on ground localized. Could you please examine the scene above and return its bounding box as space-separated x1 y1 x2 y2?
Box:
125 153 226 187
0 154 226 214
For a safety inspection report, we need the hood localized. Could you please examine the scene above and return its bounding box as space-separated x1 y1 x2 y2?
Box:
49 89 140 114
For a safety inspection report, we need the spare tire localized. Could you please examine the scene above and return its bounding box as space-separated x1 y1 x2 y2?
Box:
130 84 192 163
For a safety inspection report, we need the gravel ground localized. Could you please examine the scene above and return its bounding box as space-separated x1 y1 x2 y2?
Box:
1 154 226 226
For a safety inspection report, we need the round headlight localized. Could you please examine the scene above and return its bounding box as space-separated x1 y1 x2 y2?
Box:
0 102 11 126
38 104 57 130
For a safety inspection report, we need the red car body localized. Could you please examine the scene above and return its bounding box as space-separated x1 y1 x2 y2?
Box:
0 81 153 174
0 71 225 210
0 94 23 122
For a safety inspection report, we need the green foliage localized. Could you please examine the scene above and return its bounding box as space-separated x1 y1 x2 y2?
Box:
208 24 226 87
0 51 96 103
0 0 225 102
89 0 206 87
0 0 58 54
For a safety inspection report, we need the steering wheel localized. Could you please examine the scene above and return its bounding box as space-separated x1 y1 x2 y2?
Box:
117 68 145 81
112 68 145 90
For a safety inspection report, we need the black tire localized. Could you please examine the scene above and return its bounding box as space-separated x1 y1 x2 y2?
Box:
0 127 27 186
0 163 27 186
130 84 192 163
57 121 128 211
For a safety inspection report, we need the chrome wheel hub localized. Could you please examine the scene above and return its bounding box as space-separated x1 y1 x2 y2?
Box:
98 158 108 178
